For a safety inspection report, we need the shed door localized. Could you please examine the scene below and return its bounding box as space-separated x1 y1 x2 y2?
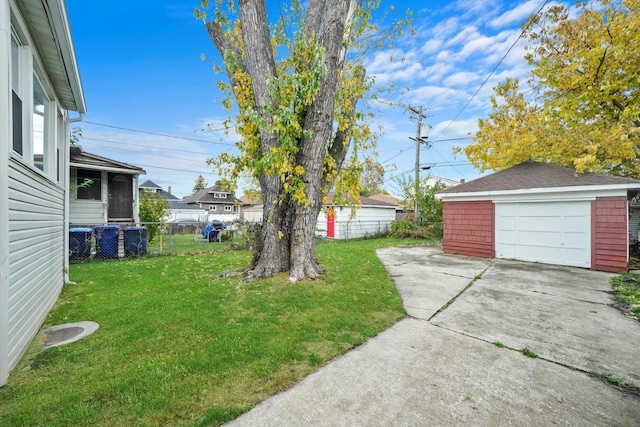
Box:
495 201 591 268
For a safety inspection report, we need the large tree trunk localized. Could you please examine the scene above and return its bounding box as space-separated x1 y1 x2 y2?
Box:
205 0 358 281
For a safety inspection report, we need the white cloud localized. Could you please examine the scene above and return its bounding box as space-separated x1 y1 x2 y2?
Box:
489 0 540 29
420 38 442 55
443 71 481 87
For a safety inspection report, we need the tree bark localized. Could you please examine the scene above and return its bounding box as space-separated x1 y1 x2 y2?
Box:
289 0 355 282
205 0 360 281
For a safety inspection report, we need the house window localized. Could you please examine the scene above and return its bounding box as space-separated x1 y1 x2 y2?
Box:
32 74 49 171
224 205 232 211
214 192 226 198
11 34 23 155
76 169 102 200
209 205 217 211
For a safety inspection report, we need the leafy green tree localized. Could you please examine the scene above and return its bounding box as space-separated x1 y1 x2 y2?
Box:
463 0 640 177
196 0 410 281
394 175 446 224
139 192 169 243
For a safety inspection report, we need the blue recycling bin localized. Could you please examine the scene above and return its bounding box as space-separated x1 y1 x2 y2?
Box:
93 225 120 258
69 227 92 259
124 226 147 256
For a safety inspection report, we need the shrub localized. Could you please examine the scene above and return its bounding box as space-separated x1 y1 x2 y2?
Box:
139 192 169 243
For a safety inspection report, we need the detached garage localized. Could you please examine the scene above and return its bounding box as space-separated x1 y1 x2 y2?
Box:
437 161 640 272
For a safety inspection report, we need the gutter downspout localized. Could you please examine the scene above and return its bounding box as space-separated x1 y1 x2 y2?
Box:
64 113 83 284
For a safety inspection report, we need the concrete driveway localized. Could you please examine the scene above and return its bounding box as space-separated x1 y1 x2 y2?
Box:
227 245 640 426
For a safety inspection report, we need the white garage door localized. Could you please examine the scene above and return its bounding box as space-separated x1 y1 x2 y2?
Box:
495 201 591 268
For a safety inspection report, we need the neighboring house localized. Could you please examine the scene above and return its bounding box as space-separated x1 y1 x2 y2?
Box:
138 179 206 222
69 146 145 226
437 161 640 273
1 0 86 386
238 192 397 238
368 193 404 221
426 175 460 188
239 194 263 223
317 193 397 239
183 185 241 222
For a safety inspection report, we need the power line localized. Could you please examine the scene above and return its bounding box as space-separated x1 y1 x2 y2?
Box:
80 120 237 146
437 0 550 136
135 163 218 175
82 136 221 156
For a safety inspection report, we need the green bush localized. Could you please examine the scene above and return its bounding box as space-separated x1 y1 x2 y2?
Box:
139 192 169 243
390 220 418 234
390 220 441 239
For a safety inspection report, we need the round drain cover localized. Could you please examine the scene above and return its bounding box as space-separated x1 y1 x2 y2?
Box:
46 326 84 344
40 321 99 349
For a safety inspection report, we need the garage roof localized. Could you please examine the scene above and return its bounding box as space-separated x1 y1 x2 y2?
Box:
439 161 640 195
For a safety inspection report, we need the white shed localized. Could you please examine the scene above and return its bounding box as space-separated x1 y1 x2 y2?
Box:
316 194 397 239
0 0 86 386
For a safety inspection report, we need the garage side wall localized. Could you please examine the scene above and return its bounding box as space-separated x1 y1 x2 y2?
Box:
443 201 495 258
592 196 628 272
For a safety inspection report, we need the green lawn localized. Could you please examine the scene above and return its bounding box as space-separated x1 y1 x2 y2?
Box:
611 273 640 321
146 232 230 256
0 237 426 426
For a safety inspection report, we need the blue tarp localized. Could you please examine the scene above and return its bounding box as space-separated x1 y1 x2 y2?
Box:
202 221 226 241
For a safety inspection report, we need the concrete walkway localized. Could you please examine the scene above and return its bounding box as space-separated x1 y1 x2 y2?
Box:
227 246 640 426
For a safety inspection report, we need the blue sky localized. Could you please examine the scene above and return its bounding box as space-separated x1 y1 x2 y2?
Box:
65 0 553 198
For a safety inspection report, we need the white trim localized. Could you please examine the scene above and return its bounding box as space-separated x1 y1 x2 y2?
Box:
47 0 86 113
70 162 142 175
0 0 11 388
438 186 632 202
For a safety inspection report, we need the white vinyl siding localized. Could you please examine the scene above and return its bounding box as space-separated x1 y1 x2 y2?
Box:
69 200 105 225
69 169 106 225
316 206 396 240
495 201 591 268
7 158 64 370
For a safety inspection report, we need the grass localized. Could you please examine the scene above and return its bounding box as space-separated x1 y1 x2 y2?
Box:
0 237 426 426
589 372 627 387
147 233 230 256
610 274 640 321
519 347 538 358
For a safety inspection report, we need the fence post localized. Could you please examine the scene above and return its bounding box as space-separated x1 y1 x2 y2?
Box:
168 222 173 255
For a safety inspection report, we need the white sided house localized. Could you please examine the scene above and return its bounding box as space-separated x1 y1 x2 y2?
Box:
0 0 86 386
317 194 397 239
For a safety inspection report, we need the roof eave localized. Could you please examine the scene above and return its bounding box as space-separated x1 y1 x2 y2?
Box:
437 183 640 200
20 0 86 113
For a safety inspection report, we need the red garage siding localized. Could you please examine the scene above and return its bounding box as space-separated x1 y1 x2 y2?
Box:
443 201 495 258
592 196 628 272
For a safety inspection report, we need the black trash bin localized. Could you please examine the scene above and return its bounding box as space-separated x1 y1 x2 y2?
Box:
69 227 93 260
124 226 148 256
93 225 120 258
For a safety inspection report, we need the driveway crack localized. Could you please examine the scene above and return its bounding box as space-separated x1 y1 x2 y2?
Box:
427 261 494 322
431 323 640 398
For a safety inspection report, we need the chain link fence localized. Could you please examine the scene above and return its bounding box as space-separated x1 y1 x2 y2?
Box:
69 220 239 261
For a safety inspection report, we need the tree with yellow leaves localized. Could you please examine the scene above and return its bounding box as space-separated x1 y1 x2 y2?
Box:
464 0 640 177
196 0 410 281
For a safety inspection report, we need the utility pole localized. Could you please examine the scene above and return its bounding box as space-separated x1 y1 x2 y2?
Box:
409 106 428 223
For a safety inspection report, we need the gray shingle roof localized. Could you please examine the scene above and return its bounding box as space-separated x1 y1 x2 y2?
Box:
439 161 640 194
139 179 162 189
183 185 239 204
